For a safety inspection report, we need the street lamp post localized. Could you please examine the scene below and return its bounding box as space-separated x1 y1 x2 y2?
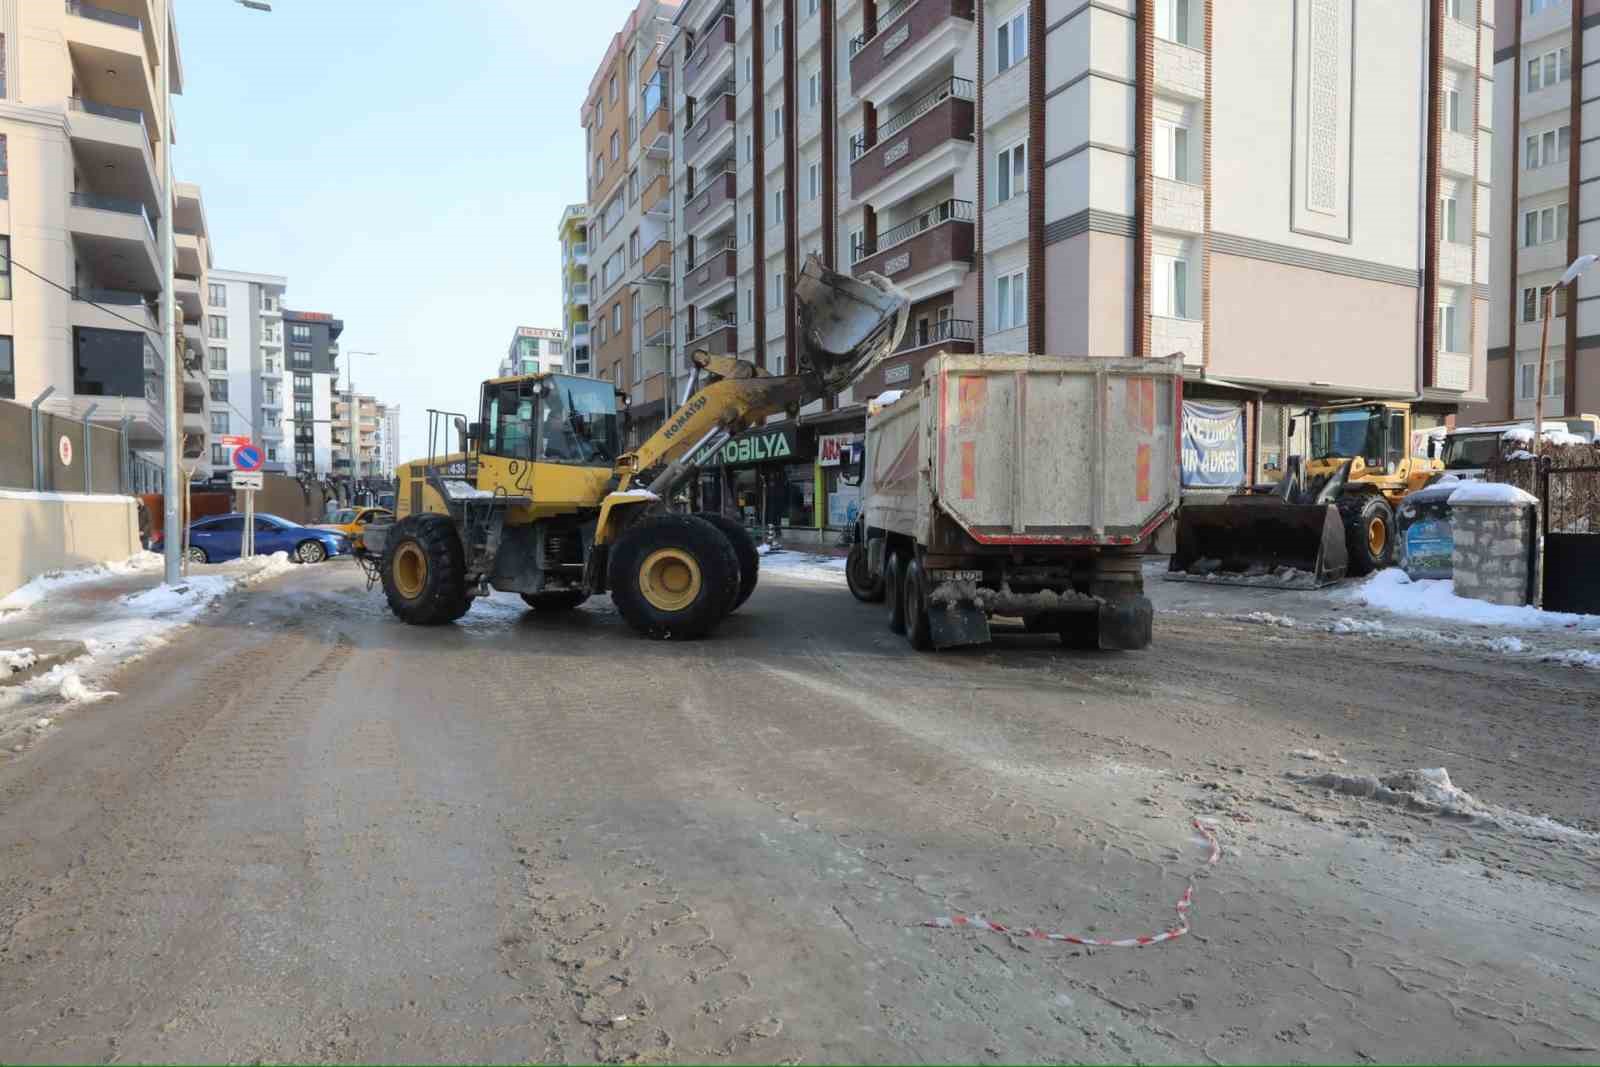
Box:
160 0 271 585
1537 254 1598 458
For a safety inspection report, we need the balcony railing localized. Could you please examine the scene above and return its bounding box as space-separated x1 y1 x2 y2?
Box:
898 317 975 352
65 0 141 31
68 96 147 128
70 190 156 239
685 234 737 274
683 245 738 302
686 316 737 344
640 172 670 215
73 285 145 306
684 83 736 159
642 239 672 281
852 78 973 160
684 4 735 88
856 199 973 261
850 0 917 54
850 0 975 93
683 169 737 232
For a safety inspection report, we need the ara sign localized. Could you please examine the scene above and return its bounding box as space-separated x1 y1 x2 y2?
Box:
694 427 798 469
1181 401 1247 487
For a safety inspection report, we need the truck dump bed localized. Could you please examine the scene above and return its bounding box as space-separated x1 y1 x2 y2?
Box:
865 353 1182 548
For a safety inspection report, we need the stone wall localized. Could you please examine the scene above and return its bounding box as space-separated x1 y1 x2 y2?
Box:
1450 502 1537 606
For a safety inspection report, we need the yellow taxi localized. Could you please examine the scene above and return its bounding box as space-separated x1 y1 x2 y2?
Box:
315 506 393 551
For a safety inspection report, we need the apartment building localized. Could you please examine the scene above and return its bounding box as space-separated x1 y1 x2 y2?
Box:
281 308 342 477
651 0 1492 536
557 203 592 375
583 0 681 443
206 268 289 472
332 390 383 479
498 325 566 377
377 402 401 476
0 0 204 486
171 180 216 479
1474 0 1598 424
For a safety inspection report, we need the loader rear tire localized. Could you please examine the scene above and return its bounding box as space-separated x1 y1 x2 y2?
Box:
1340 495 1395 577
381 513 471 625
609 514 740 639
885 549 908 634
695 512 759 611
521 591 588 611
903 559 933 651
846 542 885 602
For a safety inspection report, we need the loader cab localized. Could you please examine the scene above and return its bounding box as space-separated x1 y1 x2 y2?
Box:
477 375 622 467
1303 404 1411 476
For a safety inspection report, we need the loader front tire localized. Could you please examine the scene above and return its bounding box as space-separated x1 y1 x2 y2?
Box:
1340 494 1395 577
694 512 759 611
381 513 471 625
609 514 740 639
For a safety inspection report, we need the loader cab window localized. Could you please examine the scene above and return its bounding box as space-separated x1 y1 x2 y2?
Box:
1308 406 1385 469
1387 412 1406 471
482 383 536 460
539 375 621 467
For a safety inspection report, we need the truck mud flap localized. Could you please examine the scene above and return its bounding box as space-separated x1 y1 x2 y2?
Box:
1168 499 1348 588
1098 596 1153 651
928 600 992 649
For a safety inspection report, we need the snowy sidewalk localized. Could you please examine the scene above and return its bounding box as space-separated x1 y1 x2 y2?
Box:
0 551 299 753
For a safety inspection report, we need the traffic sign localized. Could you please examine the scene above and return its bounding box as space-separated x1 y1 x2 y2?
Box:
232 444 264 472
217 434 253 450
230 470 264 490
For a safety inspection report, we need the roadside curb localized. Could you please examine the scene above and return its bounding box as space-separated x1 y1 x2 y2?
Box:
1 640 90 688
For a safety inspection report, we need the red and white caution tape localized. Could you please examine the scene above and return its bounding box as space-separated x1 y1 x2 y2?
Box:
924 817 1221 948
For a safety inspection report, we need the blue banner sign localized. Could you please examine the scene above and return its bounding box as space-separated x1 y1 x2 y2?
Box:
1181 401 1246 487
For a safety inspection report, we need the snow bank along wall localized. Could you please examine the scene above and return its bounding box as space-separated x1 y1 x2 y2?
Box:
0 492 141 599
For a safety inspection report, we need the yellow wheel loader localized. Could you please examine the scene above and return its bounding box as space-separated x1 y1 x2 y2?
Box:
1170 401 1442 587
358 257 909 639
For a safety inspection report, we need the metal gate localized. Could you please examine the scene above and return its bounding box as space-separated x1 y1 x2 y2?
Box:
1538 460 1600 613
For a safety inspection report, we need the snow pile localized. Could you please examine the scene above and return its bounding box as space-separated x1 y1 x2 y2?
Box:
869 390 905 409
610 489 659 501
1503 425 1590 447
1488 636 1526 654
1538 648 1600 670
755 543 774 556
756 551 850 585
1291 766 1597 841
1329 617 1388 635
55 671 117 704
0 551 164 614
1340 569 1600 632
2 648 38 675
1446 482 1537 507
1235 611 1297 628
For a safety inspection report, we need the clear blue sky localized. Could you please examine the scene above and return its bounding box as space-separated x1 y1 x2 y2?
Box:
174 0 637 460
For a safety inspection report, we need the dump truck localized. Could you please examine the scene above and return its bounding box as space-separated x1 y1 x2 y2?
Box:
1170 400 1442 587
841 354 1183 651
357 256 909 639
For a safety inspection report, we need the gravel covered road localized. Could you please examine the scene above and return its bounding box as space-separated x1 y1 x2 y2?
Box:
2 558 1597 1063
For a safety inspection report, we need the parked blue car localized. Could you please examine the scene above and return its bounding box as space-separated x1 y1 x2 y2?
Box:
152 513 349 564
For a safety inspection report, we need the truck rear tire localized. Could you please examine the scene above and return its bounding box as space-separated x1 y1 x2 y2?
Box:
609 514 740 639
521 591 588 611
903 559 933 650
846 542 885 602
884 549 908 634
381 513 472 625
694 512 759 611
1340 494 1395 577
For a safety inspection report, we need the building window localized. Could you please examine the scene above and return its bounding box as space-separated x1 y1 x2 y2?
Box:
210 378 228 402
1523 204 1568 247
771 270 786 308
1527 46 1571 91
745 130 753 162
772 18 783 54
267 446 278 462
1519 358 1565 399
774 187 785 224
808 70 820 110
997 7 1027 72
609 73 617 104
995 270 1026 331
1528 0 1567 13
746 286 755 320
772 105 784 139
293 372 312 393
610 130 620 162
849 227 865 263
595 154 605 182
208 345 227 371
295 398 313 420
290 323 311 341
1525 125 1571 170
211 443 228 466
1157 0 1191 46
1444 89 1461 134
1156 121 1190 182
629 229 640 263
0 335 12 399
208 282 226 306
0 236 9 299
745 52 753 83
996 141 1026 203
745 209 754 244
207 314 228 339
808 161 820 200
291 349 312 369
628 169 638 203
210 411 229 434
1441 195 1458 242
1154 255 1190 319
1521 284 1569 323
612 301 623 333
1437 304 1459 353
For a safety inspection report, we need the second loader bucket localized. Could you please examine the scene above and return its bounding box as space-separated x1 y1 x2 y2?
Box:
794 254 910 394
1169 497 1349 588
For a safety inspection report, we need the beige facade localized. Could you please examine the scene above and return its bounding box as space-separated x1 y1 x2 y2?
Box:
332 391 385 480
0 490 140 600
0 0 201 480
557 204 591 376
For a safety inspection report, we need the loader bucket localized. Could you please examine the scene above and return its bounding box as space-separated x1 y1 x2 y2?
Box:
1169 498 1349 588
795 253 910 394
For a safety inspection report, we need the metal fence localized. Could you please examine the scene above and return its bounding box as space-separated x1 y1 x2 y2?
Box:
0 392 161 495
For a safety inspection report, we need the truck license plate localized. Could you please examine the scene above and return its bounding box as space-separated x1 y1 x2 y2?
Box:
930 569 983 582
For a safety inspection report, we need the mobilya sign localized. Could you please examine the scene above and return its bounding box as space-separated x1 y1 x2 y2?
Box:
694 427 798 468
1181 400 1246 487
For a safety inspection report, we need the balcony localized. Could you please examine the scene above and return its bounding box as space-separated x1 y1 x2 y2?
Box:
853 199 974 286
260 298 282 317
174 272 200 322
641 83 672 160
642 239 672 282
859 318 975 396
683 85 736 166
683 6 735 95
64 3 162 142
682 169 737 236
70 284 158 334
570 243 589 266
898 317 975 355
69 190 161 291
569 282 591 305
850 78 974 200
66 97 159 208
685 317 738 356
683 243 738 303
643 306 672 347
849 0 974 102
641 172 671 216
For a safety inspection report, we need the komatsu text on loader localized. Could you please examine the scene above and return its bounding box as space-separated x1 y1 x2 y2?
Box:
1170 401 1442 587
357 257 909 639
